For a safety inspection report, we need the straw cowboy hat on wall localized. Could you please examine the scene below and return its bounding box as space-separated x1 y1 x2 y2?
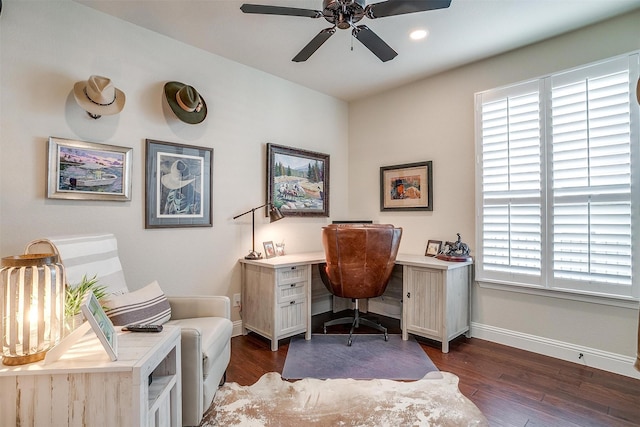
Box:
73 75 126 119
164 81 207 124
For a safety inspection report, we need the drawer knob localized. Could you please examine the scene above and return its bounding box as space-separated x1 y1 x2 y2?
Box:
290 266 297 270
290 284 296 287
290 300 295 305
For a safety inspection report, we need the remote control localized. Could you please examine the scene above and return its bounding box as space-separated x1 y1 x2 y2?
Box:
122 324 163 333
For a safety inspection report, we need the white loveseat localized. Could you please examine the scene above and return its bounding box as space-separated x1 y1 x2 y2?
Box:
39 233 232 427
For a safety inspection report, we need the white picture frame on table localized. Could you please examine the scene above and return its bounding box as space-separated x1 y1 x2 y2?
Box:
81 291 118 361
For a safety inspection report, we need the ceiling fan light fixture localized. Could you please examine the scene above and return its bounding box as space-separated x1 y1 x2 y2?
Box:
410 29 428 40
240 0 451 62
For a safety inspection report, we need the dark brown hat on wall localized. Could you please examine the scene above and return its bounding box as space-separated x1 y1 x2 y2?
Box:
164 81 207 124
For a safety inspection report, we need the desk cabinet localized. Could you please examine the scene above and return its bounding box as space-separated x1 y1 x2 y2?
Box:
401 258 472 353
241 259 311 351
0 325 182 427
239 253 471 353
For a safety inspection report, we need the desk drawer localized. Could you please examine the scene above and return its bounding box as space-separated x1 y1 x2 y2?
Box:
276 265 308 285
278 298 306 335
278 282 306 303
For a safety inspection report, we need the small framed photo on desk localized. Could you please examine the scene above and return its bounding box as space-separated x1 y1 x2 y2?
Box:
263 241 276 259
425 240 442 257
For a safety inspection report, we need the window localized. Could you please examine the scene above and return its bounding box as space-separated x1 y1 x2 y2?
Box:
475 53 640 301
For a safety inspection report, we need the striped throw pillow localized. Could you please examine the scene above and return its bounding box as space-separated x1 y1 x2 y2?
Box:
103 281 171 326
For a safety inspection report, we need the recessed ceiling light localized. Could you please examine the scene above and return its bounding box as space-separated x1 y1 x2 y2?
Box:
410 29 428 41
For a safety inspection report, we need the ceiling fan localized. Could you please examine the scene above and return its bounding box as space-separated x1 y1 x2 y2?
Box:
240 0 451 62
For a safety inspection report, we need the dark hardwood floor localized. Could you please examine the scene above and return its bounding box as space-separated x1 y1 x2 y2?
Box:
225 313 640 427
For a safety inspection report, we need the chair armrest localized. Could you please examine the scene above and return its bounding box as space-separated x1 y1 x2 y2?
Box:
178 327 204 424
167 295 231 320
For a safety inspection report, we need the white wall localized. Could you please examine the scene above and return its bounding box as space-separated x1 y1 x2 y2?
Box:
349 10 640 377
2 0 638 378
0 1 349 323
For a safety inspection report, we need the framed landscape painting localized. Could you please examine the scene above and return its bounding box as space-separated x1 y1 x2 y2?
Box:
267 143 329 217
145 139 213 228
380 161 433 211
47 137 132 201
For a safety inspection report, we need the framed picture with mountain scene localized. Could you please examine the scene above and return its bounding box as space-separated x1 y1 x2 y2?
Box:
47 137 132 201
267 143 330 217
380 161 433 211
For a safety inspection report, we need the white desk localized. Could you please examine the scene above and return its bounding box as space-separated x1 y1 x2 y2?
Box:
0 325 182 427
240 253 472 352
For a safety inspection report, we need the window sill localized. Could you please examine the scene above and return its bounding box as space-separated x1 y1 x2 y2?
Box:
477 280 639 309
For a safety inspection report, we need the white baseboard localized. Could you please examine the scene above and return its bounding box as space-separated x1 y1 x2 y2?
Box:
471 322 640 379
232 320 243 338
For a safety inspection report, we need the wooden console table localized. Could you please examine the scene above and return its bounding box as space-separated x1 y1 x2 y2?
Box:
240 253 472 353
0 324 181 426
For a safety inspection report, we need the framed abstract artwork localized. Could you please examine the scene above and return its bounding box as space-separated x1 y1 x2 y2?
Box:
145 139 213 228
380 161 433 211
267 143 329 217
47 137 132 201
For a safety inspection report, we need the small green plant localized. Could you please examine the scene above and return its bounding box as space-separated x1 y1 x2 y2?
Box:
65 274 109 318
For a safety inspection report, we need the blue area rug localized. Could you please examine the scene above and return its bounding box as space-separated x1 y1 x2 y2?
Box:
282 334 441 380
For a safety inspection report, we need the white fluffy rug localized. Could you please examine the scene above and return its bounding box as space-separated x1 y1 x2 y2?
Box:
201 372 488 426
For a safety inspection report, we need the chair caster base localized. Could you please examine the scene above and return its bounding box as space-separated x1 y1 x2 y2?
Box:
323 307 389 346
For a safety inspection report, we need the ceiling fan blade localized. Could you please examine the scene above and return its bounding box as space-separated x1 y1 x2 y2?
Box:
366 0 452 19
292 28 336 62
352 25 397 62
240 4 322 18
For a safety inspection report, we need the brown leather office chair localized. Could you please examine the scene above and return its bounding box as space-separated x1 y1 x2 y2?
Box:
319 224 402 346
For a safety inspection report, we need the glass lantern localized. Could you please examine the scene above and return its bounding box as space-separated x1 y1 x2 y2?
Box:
1 253 65 365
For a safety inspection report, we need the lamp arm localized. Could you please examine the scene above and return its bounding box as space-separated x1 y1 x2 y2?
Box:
233 202 282 260
232 203 270 219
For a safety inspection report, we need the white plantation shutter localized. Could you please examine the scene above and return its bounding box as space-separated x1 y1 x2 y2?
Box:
549 59 633 294
478 83 543 285
476 53 639 300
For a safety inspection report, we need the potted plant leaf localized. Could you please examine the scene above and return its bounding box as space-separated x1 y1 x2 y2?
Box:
65 274 108 333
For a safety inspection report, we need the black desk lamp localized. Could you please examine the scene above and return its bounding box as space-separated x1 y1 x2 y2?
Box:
233 203 284 259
